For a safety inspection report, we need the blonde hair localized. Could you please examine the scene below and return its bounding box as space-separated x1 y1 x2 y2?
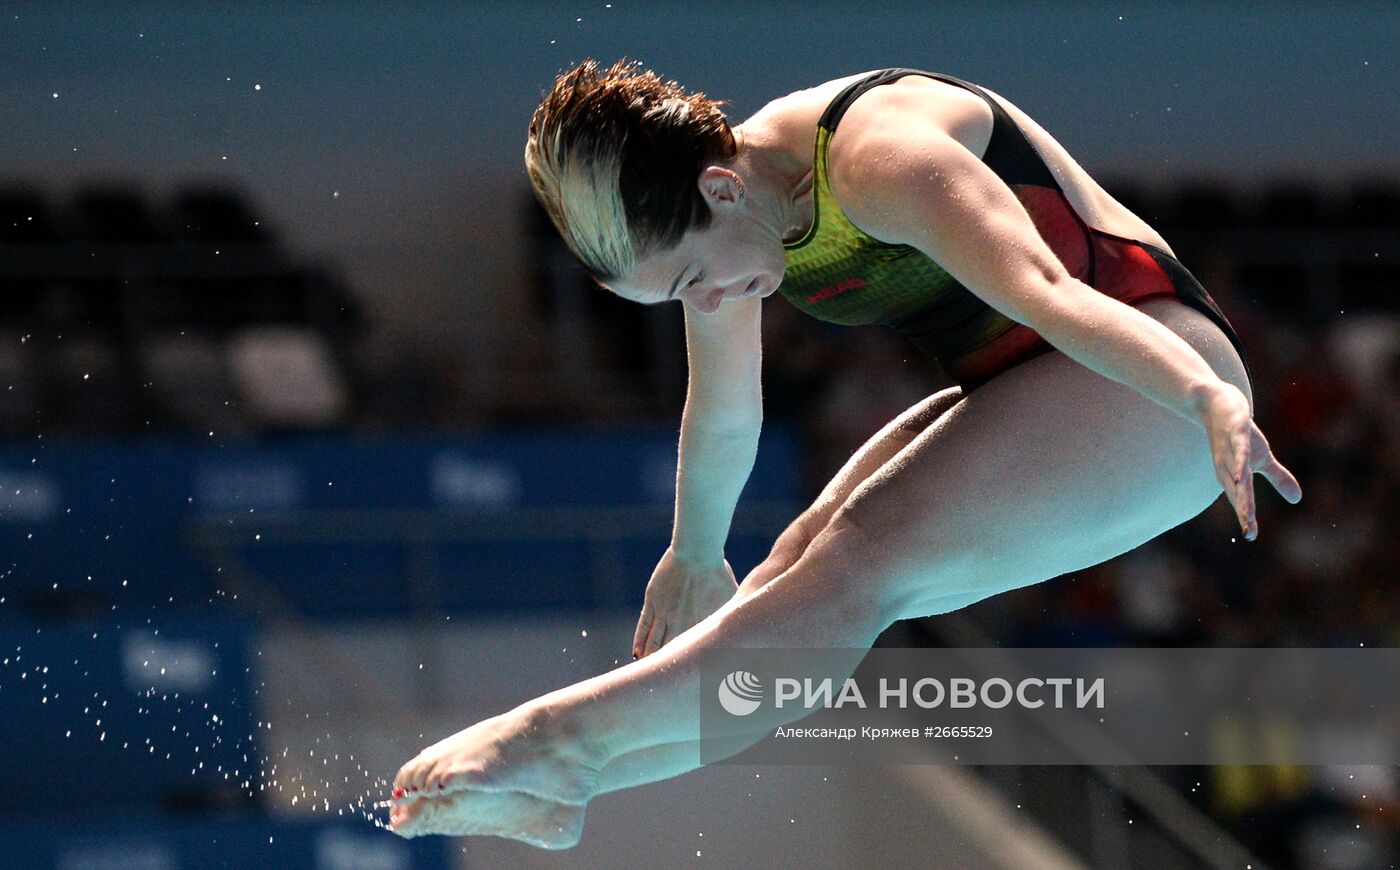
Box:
525 59 736 282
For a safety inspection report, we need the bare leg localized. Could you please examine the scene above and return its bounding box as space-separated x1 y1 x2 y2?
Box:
393 517 885 805
390 535 882 843
392 300 1256 842
581 388 972 795
391 390 966 811
734 386 963 599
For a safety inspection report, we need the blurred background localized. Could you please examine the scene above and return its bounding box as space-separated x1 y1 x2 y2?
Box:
1 1 1397 868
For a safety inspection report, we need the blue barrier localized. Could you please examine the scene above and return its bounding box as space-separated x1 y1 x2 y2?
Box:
0 815 451 870
0 428 801 618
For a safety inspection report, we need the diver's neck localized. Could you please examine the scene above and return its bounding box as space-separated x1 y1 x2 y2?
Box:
732 126 813 244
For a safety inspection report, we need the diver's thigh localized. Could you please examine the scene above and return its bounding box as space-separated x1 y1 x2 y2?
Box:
831 304 1244 619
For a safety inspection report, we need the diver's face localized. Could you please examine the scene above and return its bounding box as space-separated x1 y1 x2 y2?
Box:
612 219 784 314
609 170 786 314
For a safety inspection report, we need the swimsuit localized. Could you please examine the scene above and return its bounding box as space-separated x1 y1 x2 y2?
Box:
780 68 1252 390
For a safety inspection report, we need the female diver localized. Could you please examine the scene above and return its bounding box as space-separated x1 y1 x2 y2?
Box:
388 60 1302 846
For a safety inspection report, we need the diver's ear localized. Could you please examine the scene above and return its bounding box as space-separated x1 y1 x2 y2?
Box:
698 166 746 208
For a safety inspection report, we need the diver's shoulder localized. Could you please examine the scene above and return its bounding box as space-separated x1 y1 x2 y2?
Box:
735 71 886 159
745 70 884 123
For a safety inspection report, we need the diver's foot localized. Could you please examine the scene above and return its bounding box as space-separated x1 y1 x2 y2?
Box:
393 704 607 805
389 788 586 849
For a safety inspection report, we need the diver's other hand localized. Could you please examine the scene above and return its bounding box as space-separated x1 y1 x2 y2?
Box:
632 547 737 658
1196 381 1303 541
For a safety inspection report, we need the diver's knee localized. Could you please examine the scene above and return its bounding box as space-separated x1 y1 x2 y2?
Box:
772 513 818 563
802 512 915 624
822 500 990 621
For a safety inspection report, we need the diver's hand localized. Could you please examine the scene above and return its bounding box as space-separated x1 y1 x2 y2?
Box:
1196 382 1303 540
632 548 737 658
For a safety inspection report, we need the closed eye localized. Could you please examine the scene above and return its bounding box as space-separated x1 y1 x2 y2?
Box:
650 271 705 306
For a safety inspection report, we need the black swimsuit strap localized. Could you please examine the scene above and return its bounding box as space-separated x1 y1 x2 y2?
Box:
817 68 1062 190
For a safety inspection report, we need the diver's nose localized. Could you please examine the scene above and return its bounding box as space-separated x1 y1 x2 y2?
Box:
699 286 725 313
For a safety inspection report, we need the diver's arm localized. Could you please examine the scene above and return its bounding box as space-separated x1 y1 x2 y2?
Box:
671 296 764 564
633 296 763 657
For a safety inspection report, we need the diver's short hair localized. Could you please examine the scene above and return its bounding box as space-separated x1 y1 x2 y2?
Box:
525 59 736 283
